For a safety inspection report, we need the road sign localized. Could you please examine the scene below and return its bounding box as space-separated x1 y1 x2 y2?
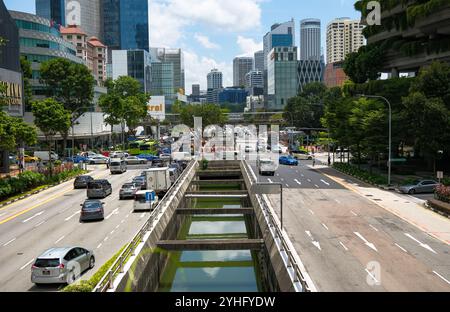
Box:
437 171 444 180
146 191 156 202
251 183 281 195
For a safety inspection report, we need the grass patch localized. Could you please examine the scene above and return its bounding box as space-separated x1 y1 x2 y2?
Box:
62 245 126 292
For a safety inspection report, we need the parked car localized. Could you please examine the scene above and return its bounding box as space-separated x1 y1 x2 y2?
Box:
80 200 105 222
291 150 313 160
125 156 147 165
87 180 112 199
67 155 89 164
279 155 299 166
137 154 159 162
132 176 147 190
24 154 40 163
31 247 95 285
74 175 94 189
398 180 440 195
119 183 139 200
34 151 59 161
110 151 129 159
87 156 109 165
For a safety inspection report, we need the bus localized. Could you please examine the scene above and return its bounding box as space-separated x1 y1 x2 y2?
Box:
128 140 158 156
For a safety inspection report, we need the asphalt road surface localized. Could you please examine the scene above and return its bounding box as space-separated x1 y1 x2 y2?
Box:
0 164 152 292
249 159 450 292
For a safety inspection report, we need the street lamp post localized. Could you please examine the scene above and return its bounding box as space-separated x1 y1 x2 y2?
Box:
358 94 392 186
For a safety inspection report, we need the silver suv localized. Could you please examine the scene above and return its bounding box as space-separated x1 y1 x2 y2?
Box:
31 247 95 285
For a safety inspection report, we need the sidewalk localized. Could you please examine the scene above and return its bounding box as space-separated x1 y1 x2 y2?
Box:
313 165 450 245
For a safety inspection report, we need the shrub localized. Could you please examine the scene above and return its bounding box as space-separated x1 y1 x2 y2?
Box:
436 185 450 203
333 162 388 186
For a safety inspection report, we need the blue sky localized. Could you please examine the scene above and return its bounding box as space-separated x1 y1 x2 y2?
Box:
4 0 360 91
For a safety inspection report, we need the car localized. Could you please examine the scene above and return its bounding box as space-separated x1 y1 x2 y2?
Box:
80 200 105 222
291 150 313 160
271 145 283 154
24 154 40 163
125 156 147 165
110 151 129 159
169 163 183 175
31 247 95 285
132 176 147 190
137 154 159 162
159 153 171 161
398 180 440 195
119 183 139 200
66 155 89 164
151 158 166 168
87 156 109 165
74 175 94 189
87 180 112 199
279 155 299 166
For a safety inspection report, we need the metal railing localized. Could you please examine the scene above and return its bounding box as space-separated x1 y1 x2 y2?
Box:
241 160 314 292
93 160 197 292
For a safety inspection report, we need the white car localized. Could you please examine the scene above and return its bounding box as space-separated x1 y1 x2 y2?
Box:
88 156 109 164
110 151 129 159
125 156 147 165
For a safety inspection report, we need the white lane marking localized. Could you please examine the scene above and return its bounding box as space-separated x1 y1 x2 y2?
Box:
339 241 349 251
140 213 146 218
65 211 80 221
369 224 379 232
22 211 45 223
305 231 321 251
307 179 312 183
276 174 280 177
120 220 125 224
19 259 35 271
335 199 341 204
285 184 290 188
105 208 119 220
301 174 305 177
125 214 130 219
0 212 5 217
433 271 450 285
110 230 115 235
365 268 380 284
350 211 358 217
295 170 299 174
294 179 302 185
97 243 102 249
54 235 65 244
404 233 437 254
314 184 319 188
395 243 407 253
280 178 284 182
115 224 120 229
35 220 46 228
104 236 109 242
268 178 273 183
308 209 315 215
354 232 378 252
321 179 330 186
3 238 16 247
322 223 329 231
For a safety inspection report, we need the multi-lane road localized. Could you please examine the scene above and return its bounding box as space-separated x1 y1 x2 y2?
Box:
249 159 450 292
0 165 151 292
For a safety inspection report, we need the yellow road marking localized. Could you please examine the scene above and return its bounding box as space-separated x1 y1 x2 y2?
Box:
0 171 109 225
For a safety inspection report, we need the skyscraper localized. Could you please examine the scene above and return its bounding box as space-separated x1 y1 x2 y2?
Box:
263 19 295 70
103 0 149 53
111 49 152 93
233 57 253 87
300 19 321 61
151 48 185 93
207 69 223 90
254 50 264 71
35 0 65 26
245 70 264 96
326 18 365 64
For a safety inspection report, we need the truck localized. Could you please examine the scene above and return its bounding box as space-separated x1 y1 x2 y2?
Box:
257 158 277 176
34 151 59 161
143 167 172 197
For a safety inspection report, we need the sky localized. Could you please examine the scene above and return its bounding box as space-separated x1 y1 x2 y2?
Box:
4 0 360 92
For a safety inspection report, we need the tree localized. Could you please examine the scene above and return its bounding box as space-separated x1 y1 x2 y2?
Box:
32 99 71 175
343 45 384 83
20 57 33 110
39 58 95 155
178 103 227 128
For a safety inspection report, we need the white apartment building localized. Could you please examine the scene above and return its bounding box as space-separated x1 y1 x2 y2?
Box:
326 18 365 64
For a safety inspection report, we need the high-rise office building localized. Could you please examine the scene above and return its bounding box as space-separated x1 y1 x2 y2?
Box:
263 19 295 70
150 62 174 98
245 70 264 96
111 49 151 93
207 69 223 90
267 46 298 111
300 18 321 61
151 48 184 93
233 57 253 87
103 0 149 54
35 0 65 26
36 0 103 40
254 50 264 71
298 59 324 92
326 17 364 64
192 84 200 96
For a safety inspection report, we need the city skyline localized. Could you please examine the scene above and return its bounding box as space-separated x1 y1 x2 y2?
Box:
4 0 360 90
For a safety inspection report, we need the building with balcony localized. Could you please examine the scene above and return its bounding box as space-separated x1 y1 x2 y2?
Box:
326 17 365 64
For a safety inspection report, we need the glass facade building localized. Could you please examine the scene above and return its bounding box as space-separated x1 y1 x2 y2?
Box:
103 0 149 54
111 49 151 93
35 0 65 26
151 62 175 98
218 88 248 105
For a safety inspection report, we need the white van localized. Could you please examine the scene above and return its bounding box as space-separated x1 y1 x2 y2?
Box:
110 158 127 174
257 158 277 176
34 151 59 161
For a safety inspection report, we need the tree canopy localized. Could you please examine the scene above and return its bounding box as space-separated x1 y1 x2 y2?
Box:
32 98 71 139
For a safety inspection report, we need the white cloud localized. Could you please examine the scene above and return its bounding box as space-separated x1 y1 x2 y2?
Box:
194 34 220 50
236 36 263 57
183 50 233 91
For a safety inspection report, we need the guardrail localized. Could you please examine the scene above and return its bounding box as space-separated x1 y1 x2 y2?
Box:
241 160 314 292
93 160 197 292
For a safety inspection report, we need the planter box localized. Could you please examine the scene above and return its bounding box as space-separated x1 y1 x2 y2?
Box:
428 198 450 216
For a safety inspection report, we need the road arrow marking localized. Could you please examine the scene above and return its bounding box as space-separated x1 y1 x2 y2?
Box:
105 208 119 220
305 231 322 251
354 232 378 252
404 233 437 254
23 211 45 223
321 179 330 186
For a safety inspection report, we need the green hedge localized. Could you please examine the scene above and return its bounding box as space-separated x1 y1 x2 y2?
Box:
0 169 84 201
62 245 126 292
333 162 388 186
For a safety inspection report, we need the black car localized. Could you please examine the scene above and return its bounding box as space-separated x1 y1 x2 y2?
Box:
87 180 112 199
74 175 94 189
152 159 166 168
169 163 183 175
80 200 105 222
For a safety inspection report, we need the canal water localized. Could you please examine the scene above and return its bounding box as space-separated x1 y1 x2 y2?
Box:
158 184 264 292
